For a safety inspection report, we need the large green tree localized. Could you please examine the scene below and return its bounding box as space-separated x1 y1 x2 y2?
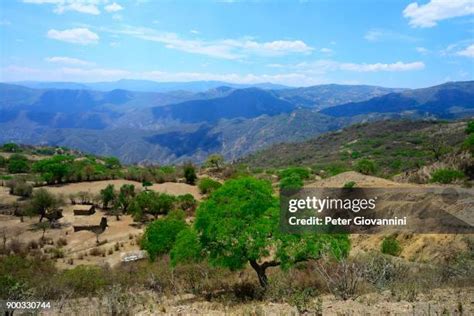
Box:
193 177 350 287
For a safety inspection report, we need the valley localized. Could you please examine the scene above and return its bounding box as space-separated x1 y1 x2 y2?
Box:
2 80 471 164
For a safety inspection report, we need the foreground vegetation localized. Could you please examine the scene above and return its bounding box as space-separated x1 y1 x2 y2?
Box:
0 119 473 314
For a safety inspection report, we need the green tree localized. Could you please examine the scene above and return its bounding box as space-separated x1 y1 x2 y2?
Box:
205 154 224 169
100 184 116 209
141 210 187 261
183 163 197 185
355 159 377 175
193 177 350 287
118 184 135 213
7 154 30 173
27 189 62 222
170 227 202 266
2 143 20 152
32 155 73 184
104 157 121 169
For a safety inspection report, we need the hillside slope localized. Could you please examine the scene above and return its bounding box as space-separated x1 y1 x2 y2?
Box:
321 81 474 118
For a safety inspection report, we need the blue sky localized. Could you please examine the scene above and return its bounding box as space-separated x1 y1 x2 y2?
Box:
0 0 473 88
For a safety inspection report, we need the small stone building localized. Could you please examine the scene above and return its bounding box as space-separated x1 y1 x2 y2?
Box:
73 204 96 216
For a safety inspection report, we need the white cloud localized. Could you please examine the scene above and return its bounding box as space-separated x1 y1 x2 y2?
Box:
47 28 99 45
45 56 95 66
105 2 123 12
403 0 474 28
339 61 425 72
106 26 313 59
319 47 333 54
457 44 474 57
0 64 325 86
416 47 430 54
190 29 200 34
294 60 425 73
364 29 418 42
23 0 110 15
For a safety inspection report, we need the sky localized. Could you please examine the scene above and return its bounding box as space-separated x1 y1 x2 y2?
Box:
0 0 473 88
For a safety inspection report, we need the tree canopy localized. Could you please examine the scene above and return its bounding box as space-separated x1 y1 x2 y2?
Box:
192 177 350 287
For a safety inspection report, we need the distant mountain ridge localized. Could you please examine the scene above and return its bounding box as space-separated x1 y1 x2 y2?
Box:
321 81 474 118
9 79 289 93
0 80 472 163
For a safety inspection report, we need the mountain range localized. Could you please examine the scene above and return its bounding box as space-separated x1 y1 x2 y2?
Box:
0 80 472 164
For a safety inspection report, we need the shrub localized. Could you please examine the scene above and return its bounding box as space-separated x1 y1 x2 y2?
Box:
175 194 197 213
141 210 187 261
278 167 310 180
279 174 303 191
59 265 108 296
183 164 197 185
343 181 356 189
430 168 465 184
6 179 33 197
355 159 377 175
463 134 474 154
381 236 402 256
198 177 221 194
466 120 474 134
205 154 224 169
7 154 30 173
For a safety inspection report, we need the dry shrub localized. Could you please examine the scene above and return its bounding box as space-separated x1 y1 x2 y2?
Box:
28 240 39 250
314 256 363 300
232 281 263 302
89 247 105 257
50 247 65 259
7 239 26 255
56 237 68 247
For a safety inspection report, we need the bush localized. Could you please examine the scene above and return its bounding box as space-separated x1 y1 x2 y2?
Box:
466 120 474 134
183 164 197 185
430 168 465 184
59 265 108 296
198 177 221 194
381 236 402 256
463 134 474 154
343 181 356 189
7 154 30 173
355 159 377 175
279 174 303 190
278 167 310 180
175 194 197 213
141 210 188 261
6 179 33 197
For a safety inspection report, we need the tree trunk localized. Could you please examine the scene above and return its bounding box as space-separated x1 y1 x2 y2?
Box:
249 259 280 288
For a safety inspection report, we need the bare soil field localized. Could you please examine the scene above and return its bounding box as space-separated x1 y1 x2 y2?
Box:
41 179 202 200
0 180 201 269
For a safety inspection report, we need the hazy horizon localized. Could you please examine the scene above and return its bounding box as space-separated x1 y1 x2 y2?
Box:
1 1 473 89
